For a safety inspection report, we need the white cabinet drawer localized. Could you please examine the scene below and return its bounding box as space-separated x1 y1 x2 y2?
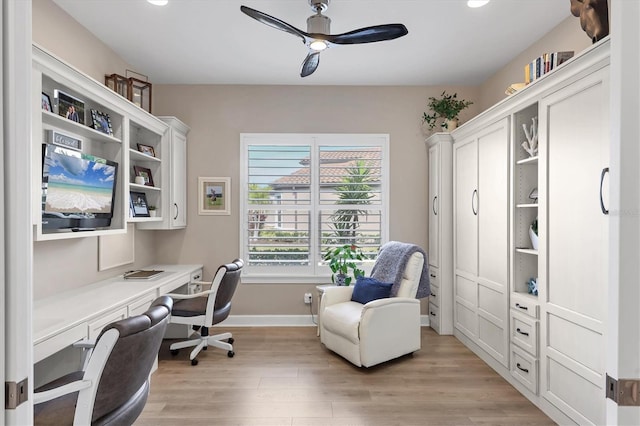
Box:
511 296 539 319
88 307 127 339
128 291 157 317
429 284 440 307
34 323 88 363
428 302 440 333
158 273 190 295
511 344 538 394
428 267 439 286
510 311 538 356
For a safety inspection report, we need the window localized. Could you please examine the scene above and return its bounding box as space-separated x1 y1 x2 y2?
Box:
240 134 389 280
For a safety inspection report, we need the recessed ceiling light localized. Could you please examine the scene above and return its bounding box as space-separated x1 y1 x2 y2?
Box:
467 0 490 8
147 0 168 6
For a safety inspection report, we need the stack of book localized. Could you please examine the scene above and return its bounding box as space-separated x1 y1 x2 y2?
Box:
524 51 574 84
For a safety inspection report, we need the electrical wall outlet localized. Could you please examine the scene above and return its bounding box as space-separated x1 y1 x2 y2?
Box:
304 292 312 304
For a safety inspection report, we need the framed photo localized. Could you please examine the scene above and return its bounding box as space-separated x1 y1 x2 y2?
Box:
137 143 156 157
54 89 85 125
133 166 154 187
129 191 150 217
90 109 113 135
198 177 230 215
48 130 83 151
42 92 52 112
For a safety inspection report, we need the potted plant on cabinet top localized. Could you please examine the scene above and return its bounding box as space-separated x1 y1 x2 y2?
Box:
422 91 473 132
323 244 365 286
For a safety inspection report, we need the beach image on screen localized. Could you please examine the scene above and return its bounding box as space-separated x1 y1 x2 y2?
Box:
44 148 115 214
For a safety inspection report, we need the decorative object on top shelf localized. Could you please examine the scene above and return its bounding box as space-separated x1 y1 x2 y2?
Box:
422 91 473 133
570 0 608 43
90 109 113 135
41 92 52 112
505 83 526 96
198 176 230 215
133 165 154 187
129 191 150 217
529 217 539 250
137 143 156 157
525 51 574 84
527 277 538 296
323 244 365 286
521 117 538 157
54 89 85 125
528 187 538 204
104 70 153 113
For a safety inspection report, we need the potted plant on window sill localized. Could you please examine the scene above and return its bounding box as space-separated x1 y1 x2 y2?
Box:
323 244 365 286
422 91 473 133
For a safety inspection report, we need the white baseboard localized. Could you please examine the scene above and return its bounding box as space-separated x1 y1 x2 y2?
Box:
212 315 431 327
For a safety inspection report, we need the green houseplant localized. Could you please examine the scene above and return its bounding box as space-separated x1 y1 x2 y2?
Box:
323 244 365 286
422 91 474 131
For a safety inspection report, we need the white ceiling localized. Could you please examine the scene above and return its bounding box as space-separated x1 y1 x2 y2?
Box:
53 0 572 86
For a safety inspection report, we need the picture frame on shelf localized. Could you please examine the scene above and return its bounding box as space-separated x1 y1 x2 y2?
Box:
54 89 85 125
133 165 154 187
130 191 150 217
41 92 52 112
48 130 82 152
90 109 113 135
137 143 155 157
198 177 230 215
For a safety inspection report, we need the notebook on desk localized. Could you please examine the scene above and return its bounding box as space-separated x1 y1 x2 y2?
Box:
123 270 164 280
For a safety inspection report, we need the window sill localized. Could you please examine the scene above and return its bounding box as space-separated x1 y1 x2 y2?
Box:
241 274 335 285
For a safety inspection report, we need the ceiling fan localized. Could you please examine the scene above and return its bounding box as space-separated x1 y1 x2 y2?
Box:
240 0 408 77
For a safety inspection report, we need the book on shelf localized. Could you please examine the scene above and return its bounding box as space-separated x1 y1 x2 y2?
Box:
524 51 574 85
505 83 526 95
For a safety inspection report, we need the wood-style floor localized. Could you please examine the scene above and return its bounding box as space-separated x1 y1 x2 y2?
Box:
136 327 555 426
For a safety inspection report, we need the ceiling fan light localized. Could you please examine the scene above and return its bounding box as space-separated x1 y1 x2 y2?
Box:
467 0 490 8
310 40 328 51
147 0 168 6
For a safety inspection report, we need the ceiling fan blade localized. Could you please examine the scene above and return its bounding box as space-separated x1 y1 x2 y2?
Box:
300 52 320 77
240 5 310 44
326 24 408 45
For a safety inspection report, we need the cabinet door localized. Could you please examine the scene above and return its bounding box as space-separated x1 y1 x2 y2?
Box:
428 144 440 268
171 130 187 228
454 138 478 278
540 68 609 426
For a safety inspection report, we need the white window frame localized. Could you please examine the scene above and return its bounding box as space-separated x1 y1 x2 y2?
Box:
240 133 389 283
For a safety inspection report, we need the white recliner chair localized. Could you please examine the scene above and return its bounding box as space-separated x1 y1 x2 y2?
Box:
320 242 428 367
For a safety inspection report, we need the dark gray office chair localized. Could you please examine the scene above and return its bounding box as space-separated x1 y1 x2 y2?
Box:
33 296 173 426
167 258 243 365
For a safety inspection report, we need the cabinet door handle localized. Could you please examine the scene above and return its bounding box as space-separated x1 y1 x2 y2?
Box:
516 328 530 336
432 196 438 215
471 189 478 216
174 203 179 220
515 303 529 311
516 363 529 373
600 167 609 215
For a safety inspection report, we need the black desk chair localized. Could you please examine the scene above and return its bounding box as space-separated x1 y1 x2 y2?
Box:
167 258 243 365
33 296 173 426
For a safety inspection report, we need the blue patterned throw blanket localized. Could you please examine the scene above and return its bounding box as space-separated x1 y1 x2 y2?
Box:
370 241 430 299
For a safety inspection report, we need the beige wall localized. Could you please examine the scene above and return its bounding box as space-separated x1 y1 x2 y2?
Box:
479 16 592 110
152 85 480 314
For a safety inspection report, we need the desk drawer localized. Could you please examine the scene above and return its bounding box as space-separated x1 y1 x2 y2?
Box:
128 291 157 317
190 269 203 282
88 307 127 339
34 323 87 363
510 311 538 357
158 273 190 295
429 284 440 307
511 344 538 394
428 266 439 287
511 296 539 319
428 302 440 333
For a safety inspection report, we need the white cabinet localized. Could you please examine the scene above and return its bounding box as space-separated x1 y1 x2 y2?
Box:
138 116 190 230
453 118 510 367
539 66 609 426
426 133 453 334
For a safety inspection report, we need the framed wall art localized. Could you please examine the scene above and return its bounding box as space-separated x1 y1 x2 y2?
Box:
90 109 113 135
133 166 154 187
130 191 150 217
54 89 85 124
198 177 230 215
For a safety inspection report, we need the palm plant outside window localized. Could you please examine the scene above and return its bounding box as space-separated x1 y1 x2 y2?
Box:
240 134 389 279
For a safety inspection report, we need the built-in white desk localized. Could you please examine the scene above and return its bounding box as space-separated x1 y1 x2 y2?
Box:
33 264 203 363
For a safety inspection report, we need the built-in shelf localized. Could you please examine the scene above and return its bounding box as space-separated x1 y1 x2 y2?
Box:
517 203 539 208
42 110 122 145
128 216 162 223
129 149 161 163
516 156 538 165
129 183 161 191
516 248 538 256
513 291 538 301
